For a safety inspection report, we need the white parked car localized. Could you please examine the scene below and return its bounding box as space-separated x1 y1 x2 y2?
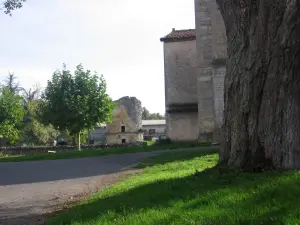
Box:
152 137 159 142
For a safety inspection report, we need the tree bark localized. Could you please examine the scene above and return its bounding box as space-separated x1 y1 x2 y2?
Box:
216 0 300 169
78 132 81 151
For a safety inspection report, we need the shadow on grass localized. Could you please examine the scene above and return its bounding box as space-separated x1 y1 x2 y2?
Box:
136 148 219 169
48 149 300 225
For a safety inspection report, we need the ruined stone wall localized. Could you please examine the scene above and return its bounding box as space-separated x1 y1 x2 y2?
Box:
163 40 199 141
195 0 227 142
106 96 143 144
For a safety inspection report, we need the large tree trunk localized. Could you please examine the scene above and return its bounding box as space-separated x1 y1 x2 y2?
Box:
216 0 300 170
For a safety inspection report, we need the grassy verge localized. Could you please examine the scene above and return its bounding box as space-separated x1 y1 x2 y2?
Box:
48 149 300 225
0 142 210 163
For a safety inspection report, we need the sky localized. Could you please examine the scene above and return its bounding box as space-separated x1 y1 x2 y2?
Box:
0 0 195 114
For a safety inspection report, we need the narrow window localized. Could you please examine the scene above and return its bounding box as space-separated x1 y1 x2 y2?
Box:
121 125 125 133
122 139 126 144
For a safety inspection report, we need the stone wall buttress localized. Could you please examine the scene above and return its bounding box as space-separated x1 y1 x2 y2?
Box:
195 0 215 142
195 0 227 143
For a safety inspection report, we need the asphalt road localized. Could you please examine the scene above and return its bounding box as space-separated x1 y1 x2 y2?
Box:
0 148 203 224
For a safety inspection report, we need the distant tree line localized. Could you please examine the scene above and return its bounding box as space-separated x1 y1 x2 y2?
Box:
142 107 165 120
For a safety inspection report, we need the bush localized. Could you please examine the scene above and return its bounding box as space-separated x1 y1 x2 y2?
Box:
155 137 172 145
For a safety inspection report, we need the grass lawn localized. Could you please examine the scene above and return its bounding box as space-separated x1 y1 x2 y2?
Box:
0 142 209 163
48 149 300 225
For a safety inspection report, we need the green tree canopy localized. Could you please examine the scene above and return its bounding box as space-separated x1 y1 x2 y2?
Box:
18 99 57 146
40 64 115 150
0 88 25 144
142 107 165 120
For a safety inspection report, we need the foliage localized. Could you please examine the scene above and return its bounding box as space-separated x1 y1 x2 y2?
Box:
40 64 115 150
0 88 25 144
155 136 172 145
48 150 300 225
2 0 26 14
142 107 165 120
1 73 22 94
17 100 57 146
137 128 144 133
79 129 89 144
22 85 41 104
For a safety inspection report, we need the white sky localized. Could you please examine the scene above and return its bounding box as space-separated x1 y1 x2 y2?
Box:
0 0 195 114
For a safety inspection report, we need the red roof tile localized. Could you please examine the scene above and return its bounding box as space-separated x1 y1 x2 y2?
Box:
160 29 196 43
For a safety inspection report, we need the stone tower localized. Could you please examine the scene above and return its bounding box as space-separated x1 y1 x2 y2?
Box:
106 96 143 144
160 29 199 141
195 0 227 142
160 0 227 143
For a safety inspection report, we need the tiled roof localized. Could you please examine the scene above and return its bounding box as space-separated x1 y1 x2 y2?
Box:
160 28 196 43
142 120 166 126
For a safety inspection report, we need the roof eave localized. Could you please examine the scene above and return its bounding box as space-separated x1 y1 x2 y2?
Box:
160 36 196 43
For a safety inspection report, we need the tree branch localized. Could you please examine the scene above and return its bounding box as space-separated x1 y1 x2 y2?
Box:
2 0 26 15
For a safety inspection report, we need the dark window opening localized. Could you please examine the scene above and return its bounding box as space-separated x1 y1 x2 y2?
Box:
149 129 156 135
121 125 125 133
122 139 126 144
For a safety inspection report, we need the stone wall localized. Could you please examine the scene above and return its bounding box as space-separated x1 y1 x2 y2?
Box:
210 0 227 142
166 112 199 141
163 40 198 104
213 66 226 141
195 0 227 142
0 143 147 156
106 96 143 144
106 133 143 144
163 39 199 141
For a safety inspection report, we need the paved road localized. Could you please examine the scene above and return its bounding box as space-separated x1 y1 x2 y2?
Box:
0 147 205 224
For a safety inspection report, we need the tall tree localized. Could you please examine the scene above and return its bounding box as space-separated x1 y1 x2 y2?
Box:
142 107 151 120
0 88 25 145
40 64 115 150
2 0 26 14
217 1 300 170
2 73 22 94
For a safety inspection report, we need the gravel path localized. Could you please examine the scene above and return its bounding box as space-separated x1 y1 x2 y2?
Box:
0 147 206 224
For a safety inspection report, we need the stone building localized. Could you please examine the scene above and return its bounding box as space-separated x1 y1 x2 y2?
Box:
160 0 227 142
106 96 143 144
88 125 106 144
142 120 166 140
160 29 199 141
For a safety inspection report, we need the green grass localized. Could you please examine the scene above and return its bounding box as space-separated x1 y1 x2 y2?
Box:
0 142 209 163
145 140 155 146
48 149 300 225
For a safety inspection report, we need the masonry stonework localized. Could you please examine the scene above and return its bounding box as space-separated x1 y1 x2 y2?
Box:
160 31 199 141
167 113 199 141
194 0 227 142
106 96 143 144
161 0 227 143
